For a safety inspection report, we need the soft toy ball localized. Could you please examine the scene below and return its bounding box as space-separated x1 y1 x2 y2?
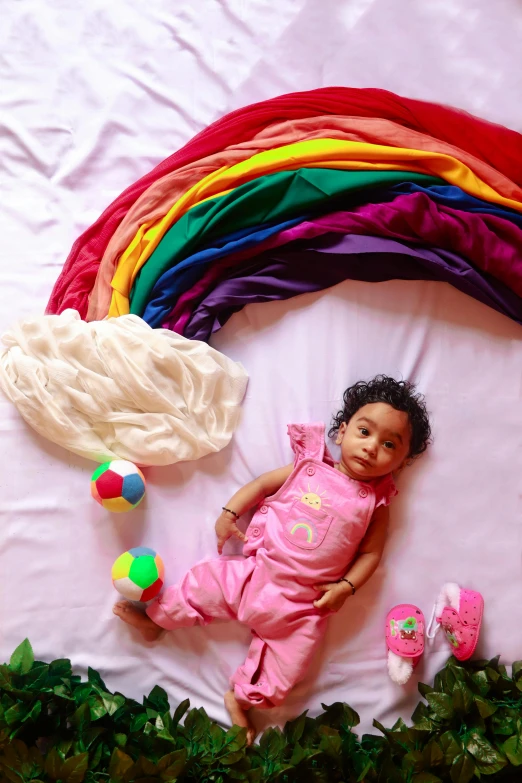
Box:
112 547 164 601
91 460 146 513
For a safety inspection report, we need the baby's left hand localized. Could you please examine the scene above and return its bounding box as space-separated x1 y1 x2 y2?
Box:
313 581 351 612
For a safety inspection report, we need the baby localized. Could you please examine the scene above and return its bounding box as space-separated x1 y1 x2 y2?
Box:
114 375 431 743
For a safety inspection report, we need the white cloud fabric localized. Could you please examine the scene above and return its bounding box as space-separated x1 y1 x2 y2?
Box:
0 310 248 465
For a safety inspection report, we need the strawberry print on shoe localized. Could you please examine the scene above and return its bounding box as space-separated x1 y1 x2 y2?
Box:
386 604 425 685
432 583 484 661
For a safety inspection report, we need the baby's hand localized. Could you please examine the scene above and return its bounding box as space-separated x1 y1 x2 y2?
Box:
215 512 248 555
313 581 351 612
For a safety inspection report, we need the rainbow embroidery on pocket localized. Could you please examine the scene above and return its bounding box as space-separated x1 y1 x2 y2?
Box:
290 519 318 543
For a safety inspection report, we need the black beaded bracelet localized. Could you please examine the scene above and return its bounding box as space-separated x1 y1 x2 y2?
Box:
339 578 356 594
222 506 240 519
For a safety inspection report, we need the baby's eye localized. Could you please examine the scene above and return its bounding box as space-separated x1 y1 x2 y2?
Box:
384 441 395 450
359 427 369 436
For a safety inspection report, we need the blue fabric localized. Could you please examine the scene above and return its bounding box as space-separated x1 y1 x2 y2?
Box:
142 182 522 328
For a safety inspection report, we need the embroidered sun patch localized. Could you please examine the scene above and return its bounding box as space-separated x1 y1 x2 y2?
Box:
294 483 330 510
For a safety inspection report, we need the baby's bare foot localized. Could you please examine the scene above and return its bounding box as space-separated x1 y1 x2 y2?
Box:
224 689 256 746
113 601 162 642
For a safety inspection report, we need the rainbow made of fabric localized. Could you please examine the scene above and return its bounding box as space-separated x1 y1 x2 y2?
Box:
46 87 522 339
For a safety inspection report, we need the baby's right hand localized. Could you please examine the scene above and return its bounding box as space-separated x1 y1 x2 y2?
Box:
215 512 248 555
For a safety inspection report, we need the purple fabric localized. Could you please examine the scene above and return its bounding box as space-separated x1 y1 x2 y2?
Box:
184 234 522 342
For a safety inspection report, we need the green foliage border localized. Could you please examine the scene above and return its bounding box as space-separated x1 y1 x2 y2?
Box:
2 640 522 782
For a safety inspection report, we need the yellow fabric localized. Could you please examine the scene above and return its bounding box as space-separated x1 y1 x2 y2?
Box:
111 551 134 580
109 138 522 317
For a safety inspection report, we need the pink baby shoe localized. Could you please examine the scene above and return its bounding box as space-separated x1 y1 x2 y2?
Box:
428 583 483 661
386 604 425 685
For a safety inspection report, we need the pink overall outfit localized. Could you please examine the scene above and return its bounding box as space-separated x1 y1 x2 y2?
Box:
147 423 396 709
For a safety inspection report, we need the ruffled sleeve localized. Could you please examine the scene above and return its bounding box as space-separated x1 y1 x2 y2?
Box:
287 422 326 465
374 473 398 508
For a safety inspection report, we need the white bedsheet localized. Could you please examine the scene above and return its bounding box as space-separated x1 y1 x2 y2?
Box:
1 0 522 739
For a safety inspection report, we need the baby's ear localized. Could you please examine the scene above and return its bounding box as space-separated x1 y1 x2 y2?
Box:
336 422 347 444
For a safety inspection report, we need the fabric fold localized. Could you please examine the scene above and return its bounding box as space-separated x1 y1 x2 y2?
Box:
0 311 248 466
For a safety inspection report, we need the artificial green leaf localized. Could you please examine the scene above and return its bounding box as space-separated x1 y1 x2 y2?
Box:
25 663 49 691
87 667 107 691
289 741 305 766
130 712 149 733
172 697 190 726
44 748 62 780
259 727 286 760
210 721 225 752
71 703 90 732
87 693 107 720
114 733 127 747
418 682 434 698
0 664 13 690
22 700 42 724
465 731 507 774
158 749 187 779
146 684 170 713
450 754 475 783
426 693 454 720
101 691 125 716
452 682 473 715
223 724 247 753
49 658 72 678
155 713 164 731
108 748 134 782
502 734 522 766
9 640 34 676
512 661 522 680
402 750 424 773
60 753 88 783
4 703 25 726
411 701 430 724
318 725 342 758
284 711 308 744
139 755 158 775
474 696 497 719
471 670 490 696
439 731 462 765
423 739 444 767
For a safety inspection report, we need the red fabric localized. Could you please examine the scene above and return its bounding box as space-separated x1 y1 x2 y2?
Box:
47 86 522 318
96 470 124 499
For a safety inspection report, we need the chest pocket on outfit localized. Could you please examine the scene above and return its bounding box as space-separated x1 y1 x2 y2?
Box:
283 499 333 550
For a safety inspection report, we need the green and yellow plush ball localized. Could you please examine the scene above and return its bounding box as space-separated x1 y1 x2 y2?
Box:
91 459 146 513
112 547 164 602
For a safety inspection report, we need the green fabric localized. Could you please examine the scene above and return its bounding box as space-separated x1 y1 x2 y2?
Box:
129 168 443 316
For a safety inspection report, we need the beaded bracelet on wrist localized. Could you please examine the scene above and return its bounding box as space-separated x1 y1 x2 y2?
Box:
222 506 240 519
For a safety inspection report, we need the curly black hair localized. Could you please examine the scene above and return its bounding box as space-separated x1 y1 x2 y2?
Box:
329 375 432 460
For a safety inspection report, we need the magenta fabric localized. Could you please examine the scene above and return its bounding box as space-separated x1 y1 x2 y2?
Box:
46 87 522 319
164 191 522 332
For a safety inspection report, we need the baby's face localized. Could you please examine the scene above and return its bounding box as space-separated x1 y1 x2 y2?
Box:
336 402 411 480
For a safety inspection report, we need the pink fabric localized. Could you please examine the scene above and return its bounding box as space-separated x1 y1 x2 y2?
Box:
437 588 483 662
86 115 522 322
165 192 522 332
386 604 425 660
147 422 396 709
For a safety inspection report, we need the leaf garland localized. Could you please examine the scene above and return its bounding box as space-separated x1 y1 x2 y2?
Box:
1 640 522 782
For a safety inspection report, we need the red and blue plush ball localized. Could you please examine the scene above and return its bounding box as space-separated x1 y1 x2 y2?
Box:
91 459 146 513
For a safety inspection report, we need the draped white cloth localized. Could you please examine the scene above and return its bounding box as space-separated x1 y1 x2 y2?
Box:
0 310 248 465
